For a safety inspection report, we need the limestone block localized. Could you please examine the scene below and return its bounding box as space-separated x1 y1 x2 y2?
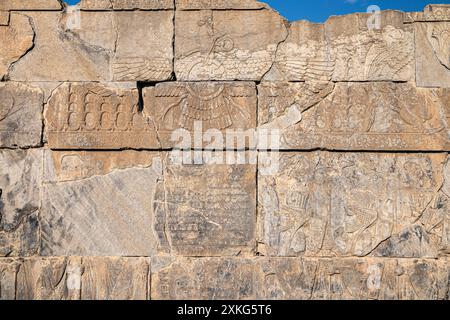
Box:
268 11 415 82
153 154 256 256
406 5 450 22
151 258 258 300
0 13 34 79
44 83 160 149
176 0 268 10
9 10 173 82
0 150 42 257
258 258 449 300
258 82 450 151
0 11 9 25
175 9 288 81
0 257 150 300
79 0 174 10
43 150 159 182
40 151 163 256
151 257 449 300
415 22 450 88
41 151 255 257
0 0 62 11
0 82 43 148
81 257 150 300
258 152 449 258
143 82 257 148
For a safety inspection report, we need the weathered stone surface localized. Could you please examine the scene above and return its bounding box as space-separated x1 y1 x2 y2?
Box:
151 257 449 300
41 152 163 256
9 10 173 82
151 257 257 300
175 9 288 81
0 257 150 300
0 150 41 257
0 0 62 11
176 0 268 10
79 0 174 10
45 83 159 149
416 22 450 87
143 82 257 148
0 11 9 25
406 4 450 22
0 13 34 79
0 82 43 148
81 257 150 300
267 11 414 82
258 82 450 151
44 150 158 182
154 154 256 256
258 152 449 258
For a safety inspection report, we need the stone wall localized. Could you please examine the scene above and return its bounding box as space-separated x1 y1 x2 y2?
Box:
0 0 449 300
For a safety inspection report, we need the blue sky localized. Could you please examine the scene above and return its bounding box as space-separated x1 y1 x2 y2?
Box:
64 0 450 22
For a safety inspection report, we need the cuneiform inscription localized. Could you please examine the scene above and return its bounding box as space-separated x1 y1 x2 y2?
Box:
154 155 256 256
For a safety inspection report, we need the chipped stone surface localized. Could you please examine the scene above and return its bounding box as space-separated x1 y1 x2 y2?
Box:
0 0 62 11
176 0 268 10
40 152 163 256
0 257 150 300
154 154 256 256
0 82 43 148
45 83 159 149
143 82 257 148
0 11 9 26
79 0 174 10
258 83 450 151
0 13 34 80
151 257 449 300
0 150 41 257
44 150 159 182
416 22 450 87
175 9 288 81
9 10 173 82
81 257 150 300
267 11 414 82
258 152 448 258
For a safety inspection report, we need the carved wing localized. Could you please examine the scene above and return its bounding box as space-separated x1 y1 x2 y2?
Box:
277 56 335 109
364 40 413 80
112 57 172 81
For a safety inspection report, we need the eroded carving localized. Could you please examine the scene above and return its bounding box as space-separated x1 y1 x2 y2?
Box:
258 152 448 258
0 150 41 257
175 10 288 80
154 155 256 256
45 83 159 149
258 83 449 150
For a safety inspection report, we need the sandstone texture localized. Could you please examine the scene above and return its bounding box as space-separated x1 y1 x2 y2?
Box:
0 0 449 300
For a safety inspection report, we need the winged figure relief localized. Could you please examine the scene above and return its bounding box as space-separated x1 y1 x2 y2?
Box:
364 28 414 80
275 52 336 110
177 35 274 80
112 57 172 81
157 83 251 131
